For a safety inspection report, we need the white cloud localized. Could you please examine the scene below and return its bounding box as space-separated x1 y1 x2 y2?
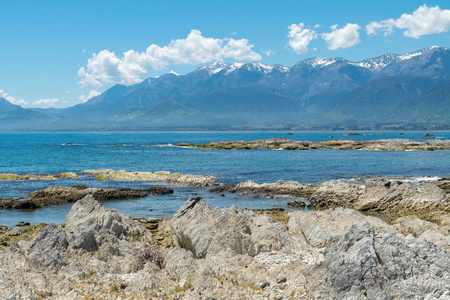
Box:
366 5 450 38
78 90 101 103
287 23 317 55
82 49 86 54
366 19 396 36
0 90 29 105
322 23 361 50
263 49 275 56
32 98 59 106
314 24 321 28
78 30 261 87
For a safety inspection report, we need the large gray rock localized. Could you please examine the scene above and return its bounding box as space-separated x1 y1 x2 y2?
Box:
171 197 294 258
288 208 395 247
394 217 450 251
27 222 68 271
65 195 146 253
307 221 450 299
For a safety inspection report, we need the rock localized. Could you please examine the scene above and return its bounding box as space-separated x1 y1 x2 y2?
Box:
356 180 450 220
0 195 449 299
421 133 436 138
144 186 174 195
307 221 450 299
347 132 361 135
0 185 174 210
15 222 30 227
0 173 57 181
288 208 396 248
184 138 450 151
55 172 79 179
394 216 450 251
210 180 315 198
27 223 68 271
277 276 287 283
171 197 294 258
82 169 220 186
286 200 306 208
71 184 88 190
65 195 147 252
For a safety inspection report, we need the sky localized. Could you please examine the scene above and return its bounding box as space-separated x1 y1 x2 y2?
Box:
1 0 449 108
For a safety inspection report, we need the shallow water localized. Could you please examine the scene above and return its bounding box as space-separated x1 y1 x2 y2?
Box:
0 131 449 226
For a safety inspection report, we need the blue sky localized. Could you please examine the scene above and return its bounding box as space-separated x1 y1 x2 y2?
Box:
1 0 449 108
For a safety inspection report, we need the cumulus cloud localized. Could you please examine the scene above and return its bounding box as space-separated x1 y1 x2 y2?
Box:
0 90 29 106
322 23 361 50
78 90 101 103
366 5 450 38
78 30 261 87
287 23 317 55
32 98 59 106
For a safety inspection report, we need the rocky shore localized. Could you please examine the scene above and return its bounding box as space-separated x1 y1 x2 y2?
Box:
0 185 173 210
0 195 449 299
175 138 450 151
212 177 450 223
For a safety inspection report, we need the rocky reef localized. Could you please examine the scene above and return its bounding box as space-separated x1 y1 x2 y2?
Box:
210 180 315 198
0 173 57 181
0 185 173 209
0 195 449 299
176 138 450 151
213 177 450 223
82 169 220 186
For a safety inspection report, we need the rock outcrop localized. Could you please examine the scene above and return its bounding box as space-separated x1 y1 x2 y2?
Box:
209 180 314 198
177 138 450 151
0 185 173 209
0 196 449 299
82 169 220 186
170 197 294 258
307 221 450 299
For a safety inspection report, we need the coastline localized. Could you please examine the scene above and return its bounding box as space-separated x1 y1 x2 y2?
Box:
1 180 449 298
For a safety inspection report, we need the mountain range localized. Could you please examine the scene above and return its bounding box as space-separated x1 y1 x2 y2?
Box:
1 46 449 131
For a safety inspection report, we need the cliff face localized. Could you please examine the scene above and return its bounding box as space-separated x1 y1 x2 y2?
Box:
0 194 449 299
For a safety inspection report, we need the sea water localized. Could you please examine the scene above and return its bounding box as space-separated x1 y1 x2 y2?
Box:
0 131 449 226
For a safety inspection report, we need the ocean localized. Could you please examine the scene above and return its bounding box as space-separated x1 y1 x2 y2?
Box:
1 131 449 226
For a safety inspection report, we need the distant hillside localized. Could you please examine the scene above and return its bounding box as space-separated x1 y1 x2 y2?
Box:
1 46 450 131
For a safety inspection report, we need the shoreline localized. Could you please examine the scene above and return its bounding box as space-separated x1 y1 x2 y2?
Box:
1 190 449 299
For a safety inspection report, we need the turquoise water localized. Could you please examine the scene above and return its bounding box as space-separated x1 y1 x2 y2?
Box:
0 131 449 226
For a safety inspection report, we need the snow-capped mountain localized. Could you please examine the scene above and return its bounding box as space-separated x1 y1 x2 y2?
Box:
3 46 449 130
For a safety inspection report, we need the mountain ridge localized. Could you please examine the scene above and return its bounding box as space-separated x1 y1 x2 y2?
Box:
2 46 450 131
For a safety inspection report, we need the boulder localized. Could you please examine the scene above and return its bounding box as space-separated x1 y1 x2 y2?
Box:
307 221 450 299
288 208 395 247
65 195 147 253
171 197 294 258
27 223 68 271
